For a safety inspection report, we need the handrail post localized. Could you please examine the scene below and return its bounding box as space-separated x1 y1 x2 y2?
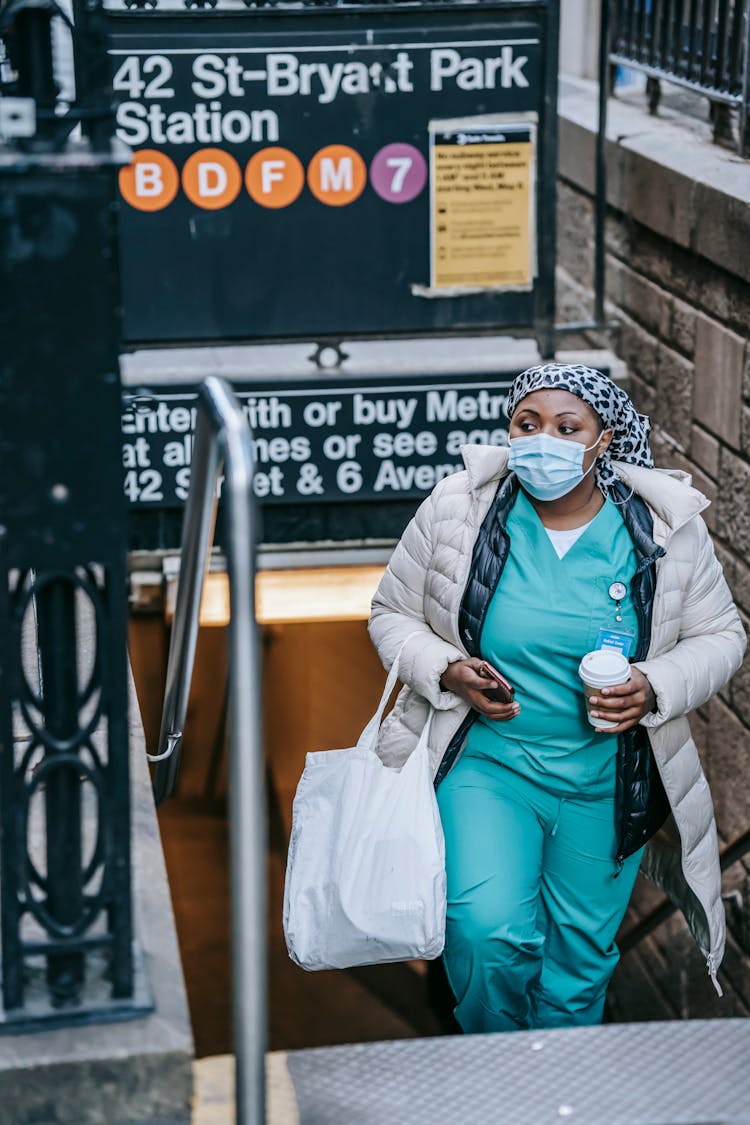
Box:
150 376 266 1123
222 396 267 1125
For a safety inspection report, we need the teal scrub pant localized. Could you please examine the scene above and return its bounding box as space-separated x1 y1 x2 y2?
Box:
436 754 643 1034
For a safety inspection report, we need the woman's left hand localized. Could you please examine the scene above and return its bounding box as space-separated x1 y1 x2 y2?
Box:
588 666 657 733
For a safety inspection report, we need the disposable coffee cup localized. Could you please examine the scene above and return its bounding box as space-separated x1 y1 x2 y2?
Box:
578 649 632 729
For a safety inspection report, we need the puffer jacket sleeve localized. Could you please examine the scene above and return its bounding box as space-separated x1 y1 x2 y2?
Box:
635 517 746 727
369 482 466 710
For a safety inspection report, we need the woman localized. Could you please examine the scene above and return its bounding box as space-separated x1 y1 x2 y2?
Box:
368 362 745 1034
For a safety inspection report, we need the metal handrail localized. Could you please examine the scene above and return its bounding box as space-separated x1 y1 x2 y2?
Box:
149 376 266 1125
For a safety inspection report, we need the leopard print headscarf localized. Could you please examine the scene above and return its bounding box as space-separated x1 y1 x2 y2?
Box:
505 363 654 492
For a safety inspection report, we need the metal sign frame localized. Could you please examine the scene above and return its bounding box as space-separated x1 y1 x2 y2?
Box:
87 0 560 354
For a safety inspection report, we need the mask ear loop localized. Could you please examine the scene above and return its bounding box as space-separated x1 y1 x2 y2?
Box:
603 454 635 505
587 431 612 497
590 428 635 503
610 485 635 506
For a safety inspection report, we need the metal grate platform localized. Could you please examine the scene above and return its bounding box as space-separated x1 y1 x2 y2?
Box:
276 1019 750 1124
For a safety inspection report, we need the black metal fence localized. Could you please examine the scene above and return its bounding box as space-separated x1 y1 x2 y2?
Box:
609 0 750 154
0 0 150 1030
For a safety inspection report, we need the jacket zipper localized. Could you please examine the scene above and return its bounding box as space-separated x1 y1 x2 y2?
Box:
707 954 723 997
614 544 665 864
474 528 511 654
436 487 513 786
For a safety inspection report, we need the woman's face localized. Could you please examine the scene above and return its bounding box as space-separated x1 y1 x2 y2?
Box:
509 388 613 472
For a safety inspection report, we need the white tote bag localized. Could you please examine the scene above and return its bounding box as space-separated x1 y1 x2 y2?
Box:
283 639 447 971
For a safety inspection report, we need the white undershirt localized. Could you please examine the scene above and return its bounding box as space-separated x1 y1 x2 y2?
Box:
544 518 595 559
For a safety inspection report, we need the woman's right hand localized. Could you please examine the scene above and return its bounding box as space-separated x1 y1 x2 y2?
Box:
440 657 521 722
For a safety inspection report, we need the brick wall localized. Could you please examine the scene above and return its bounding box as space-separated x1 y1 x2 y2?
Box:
557 81 750 1020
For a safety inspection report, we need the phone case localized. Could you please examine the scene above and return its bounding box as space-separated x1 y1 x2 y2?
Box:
478 661 515 704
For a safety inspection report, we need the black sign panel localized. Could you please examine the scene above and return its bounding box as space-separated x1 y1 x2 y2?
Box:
106 4 557 344
121 373 515 507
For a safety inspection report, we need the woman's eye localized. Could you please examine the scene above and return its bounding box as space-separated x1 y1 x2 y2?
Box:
518 421 536 432
559 425 578 435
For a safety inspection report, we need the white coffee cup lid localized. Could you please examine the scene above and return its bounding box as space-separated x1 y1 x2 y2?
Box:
578 649 631 687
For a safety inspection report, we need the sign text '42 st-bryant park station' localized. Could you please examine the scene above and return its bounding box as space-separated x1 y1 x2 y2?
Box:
115 43 533 210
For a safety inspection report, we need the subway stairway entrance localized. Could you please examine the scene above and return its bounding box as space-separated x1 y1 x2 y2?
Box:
130 570 453 1057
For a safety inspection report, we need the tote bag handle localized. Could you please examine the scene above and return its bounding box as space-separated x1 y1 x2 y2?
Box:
356 630 424 754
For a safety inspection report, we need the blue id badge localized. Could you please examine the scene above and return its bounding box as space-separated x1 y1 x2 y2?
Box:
595 627 635 659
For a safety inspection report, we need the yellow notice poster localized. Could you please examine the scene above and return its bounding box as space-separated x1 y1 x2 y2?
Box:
430 120 535 292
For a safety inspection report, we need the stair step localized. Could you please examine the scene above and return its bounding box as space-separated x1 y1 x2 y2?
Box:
192 1054 299 1125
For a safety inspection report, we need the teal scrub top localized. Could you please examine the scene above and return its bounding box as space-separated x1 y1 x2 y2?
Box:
465 489 640 797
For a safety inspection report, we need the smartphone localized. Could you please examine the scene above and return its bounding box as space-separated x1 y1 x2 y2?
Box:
478 661 515 704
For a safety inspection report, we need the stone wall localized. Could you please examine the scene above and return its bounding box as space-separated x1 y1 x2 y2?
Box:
557 77 750 1020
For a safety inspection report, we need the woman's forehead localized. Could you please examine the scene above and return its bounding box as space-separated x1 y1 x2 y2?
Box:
512 387 598 419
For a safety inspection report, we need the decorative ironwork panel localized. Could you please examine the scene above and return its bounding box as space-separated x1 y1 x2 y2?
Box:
0 143 148 1026
0 565 142 1025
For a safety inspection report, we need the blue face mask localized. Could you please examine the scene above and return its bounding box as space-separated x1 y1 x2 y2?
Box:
508 431 603 501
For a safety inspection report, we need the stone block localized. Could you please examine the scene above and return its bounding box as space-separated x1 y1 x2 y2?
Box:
618 314 659 386
558 115 597 196
0 1054 192 1125
604 215 630 262
693 316 745 448
604 136 630 215
556 181 594 288
690 425 720 481
714 540 737 590
649 430 673 466
625 370 657 417
729 649 750 730
693 184 750 287
652 345 694 452
628 227 676 292
661 451 716 529
728 553 750 619
623 147 695 250
716 447 750 557
605 255 625 306
555 265 592 325
669 297 697 358
681 266 750 341
702 695 750 842
618 264 671 340
632 233 749 347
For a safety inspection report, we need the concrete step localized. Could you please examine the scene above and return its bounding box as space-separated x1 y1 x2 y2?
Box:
193 1054 298 1125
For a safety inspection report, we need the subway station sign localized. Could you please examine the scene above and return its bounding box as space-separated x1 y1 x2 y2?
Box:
106 4 556 343
121 373 514 507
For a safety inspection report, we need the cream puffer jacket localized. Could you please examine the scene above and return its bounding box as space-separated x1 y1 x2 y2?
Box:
368 445 746 990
